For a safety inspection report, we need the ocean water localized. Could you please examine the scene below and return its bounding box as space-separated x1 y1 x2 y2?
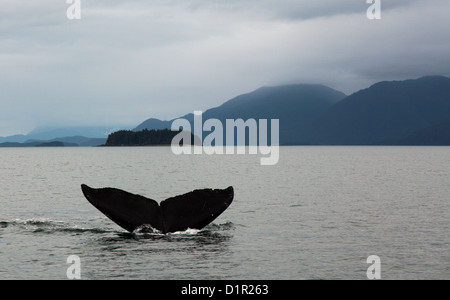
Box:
0 146 448 280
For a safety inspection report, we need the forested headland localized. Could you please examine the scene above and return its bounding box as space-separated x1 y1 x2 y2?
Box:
104 129 194 146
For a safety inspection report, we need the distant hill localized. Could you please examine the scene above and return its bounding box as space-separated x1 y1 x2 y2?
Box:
0 127 110 147
0 141 64 147
0 136 107 147
26 126 115 140
43 136 107 147
134 84 347 145
0 134 28 143
133 118 172 132
310 76 450 145
34 141 65 147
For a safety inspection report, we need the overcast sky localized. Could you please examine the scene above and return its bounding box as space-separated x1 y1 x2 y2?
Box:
1 0 449 136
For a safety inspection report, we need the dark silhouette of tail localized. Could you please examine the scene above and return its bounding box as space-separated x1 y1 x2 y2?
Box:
81 184 234 234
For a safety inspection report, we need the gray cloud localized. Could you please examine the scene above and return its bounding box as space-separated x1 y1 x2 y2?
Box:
0 0 449 136
182 0 422 20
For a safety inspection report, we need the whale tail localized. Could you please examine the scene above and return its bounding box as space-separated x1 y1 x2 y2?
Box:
81 184 234 234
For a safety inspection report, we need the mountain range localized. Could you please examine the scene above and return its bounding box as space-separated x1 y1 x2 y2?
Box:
309 76 450 145
1 75 449 146
134 75 450 145
0 126 111 147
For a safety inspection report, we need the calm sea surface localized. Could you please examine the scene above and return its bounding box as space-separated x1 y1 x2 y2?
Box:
0 146 448 280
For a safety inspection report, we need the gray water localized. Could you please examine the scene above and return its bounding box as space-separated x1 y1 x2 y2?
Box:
0 146 448 280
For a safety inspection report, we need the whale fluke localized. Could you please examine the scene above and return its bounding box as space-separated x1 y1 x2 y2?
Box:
81 184 234 234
